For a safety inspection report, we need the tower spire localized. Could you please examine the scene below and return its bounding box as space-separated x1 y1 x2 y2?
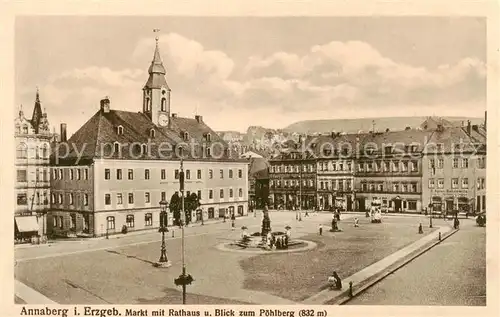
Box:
32 87 43 133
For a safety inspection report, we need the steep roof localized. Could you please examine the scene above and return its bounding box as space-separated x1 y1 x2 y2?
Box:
420 116 454 130
423 127 485 154
248 158 269 180
51 109 243 165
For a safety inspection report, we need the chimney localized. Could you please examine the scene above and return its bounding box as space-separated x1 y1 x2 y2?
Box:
467 120 471 135
100 97 110 113
171 113 177 118
195 115 203 123
60 123 67 142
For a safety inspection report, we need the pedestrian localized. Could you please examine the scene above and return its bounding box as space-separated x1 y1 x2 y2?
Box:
418 223 423 234
454 217 460 230
328 271 342 290
319 224 323 235
354 218 359 227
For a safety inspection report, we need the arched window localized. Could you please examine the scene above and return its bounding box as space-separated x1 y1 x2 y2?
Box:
150 129 156 139
183 132 189 141
116 125 124 135
161 98 167 111
16 143 27 159
114 142 120 154
206 133 212 142
145 97 150 111
142 144 148 154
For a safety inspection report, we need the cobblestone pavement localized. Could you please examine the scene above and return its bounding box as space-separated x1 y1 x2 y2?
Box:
347 218 486 306
15 211 451 304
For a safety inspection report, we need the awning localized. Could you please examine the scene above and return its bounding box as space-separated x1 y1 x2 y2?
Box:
15 216 39 233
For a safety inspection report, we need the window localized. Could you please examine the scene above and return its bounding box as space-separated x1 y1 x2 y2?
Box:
69 169 74 180
105 194 111 205
105 169 110 180
197 169 202 179
128 193 134 204
401 184 407 192
161 191 166 201
429 159 435 169
69 193 74 205
392 161 399 172
453 158 459 168
451 178 459 189
150 129 156 138
209 169 213 179
145 192 150 203
117 193 123 205
70 214 76 230
161 169 166 180
462 178 469 189
117 125 124 135
186 170 191 180
107 216 115 230
437 179 444 189
84 194 89 206
17 193 27 205
239 188 243 197
59 169 63 179
59 193 63 204
462 158 469 168
378 183 383 191
384 161 390 172
59 216 63 229
220 169 224 179
175 169 179 179
128 169 134 180
126 215 135 228
401 161 408 172
145 213 153 226
76 169 81 180
161 98 167 111
411 161 418 172
142 144 148 155
197 190 202 200
229 170 233 178
229 189 234 198
51 193 55 204
17 170 27 182
117 169 122 180
220 189 224 198
52 216 57 227
16 144 27 159
411 183 417 192
114 142 120 154
437 159 444 169
429 179 435 188
209 190 213 199
393 184 399 192
477 157 486 169
206 147 211 157
144 169 150 180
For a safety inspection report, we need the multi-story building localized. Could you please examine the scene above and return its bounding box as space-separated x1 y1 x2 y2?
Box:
422 122 486 214
14 90 52 239
269 139 317 210
49 39 248 238
354 130 431 213
313 133 356 211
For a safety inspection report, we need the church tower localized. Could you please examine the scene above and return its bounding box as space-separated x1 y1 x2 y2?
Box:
143 36 171 127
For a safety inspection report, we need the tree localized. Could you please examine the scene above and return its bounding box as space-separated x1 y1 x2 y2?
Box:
170 192 182 226
184 193 201 226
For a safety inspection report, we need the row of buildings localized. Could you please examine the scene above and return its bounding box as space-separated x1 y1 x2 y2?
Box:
268 117 487 214
14 38 250 240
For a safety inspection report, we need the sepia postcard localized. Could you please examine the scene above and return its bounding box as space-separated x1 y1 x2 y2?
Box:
1 1 499 317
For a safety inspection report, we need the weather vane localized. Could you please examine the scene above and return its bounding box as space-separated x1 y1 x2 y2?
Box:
153 28 160 42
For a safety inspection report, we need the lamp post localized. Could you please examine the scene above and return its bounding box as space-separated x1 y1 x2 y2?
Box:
155 200 171 268
174 154 193 304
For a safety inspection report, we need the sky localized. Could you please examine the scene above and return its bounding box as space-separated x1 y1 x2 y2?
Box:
15 16 486 134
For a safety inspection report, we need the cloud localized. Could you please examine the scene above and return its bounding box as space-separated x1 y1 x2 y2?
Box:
32 34 485 133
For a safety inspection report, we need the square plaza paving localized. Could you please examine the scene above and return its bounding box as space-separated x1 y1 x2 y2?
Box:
15 212 445 304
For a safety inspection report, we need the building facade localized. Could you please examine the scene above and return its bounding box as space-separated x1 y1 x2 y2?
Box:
248 157 269 210
49 39 248 238
269 143 317 210
421 123 486 215
14 90 52 240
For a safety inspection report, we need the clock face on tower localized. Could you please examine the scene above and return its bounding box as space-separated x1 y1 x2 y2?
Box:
158 113 169 127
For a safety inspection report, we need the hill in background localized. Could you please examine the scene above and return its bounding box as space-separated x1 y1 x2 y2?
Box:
283 116 484 134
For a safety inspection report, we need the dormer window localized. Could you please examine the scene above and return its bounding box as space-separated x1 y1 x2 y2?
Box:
205 133 212 142
114 142 120 154
116 125 124 135
22 125 29 134
142 144 148 155
150 129 156 139
181 131 189 141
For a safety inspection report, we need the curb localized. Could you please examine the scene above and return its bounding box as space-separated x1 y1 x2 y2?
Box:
327 228 460 305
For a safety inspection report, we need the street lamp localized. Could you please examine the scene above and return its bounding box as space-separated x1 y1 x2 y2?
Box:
155 200 171 268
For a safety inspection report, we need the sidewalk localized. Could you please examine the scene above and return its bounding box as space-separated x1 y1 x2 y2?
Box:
15 279 58 304
301 224 455 305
